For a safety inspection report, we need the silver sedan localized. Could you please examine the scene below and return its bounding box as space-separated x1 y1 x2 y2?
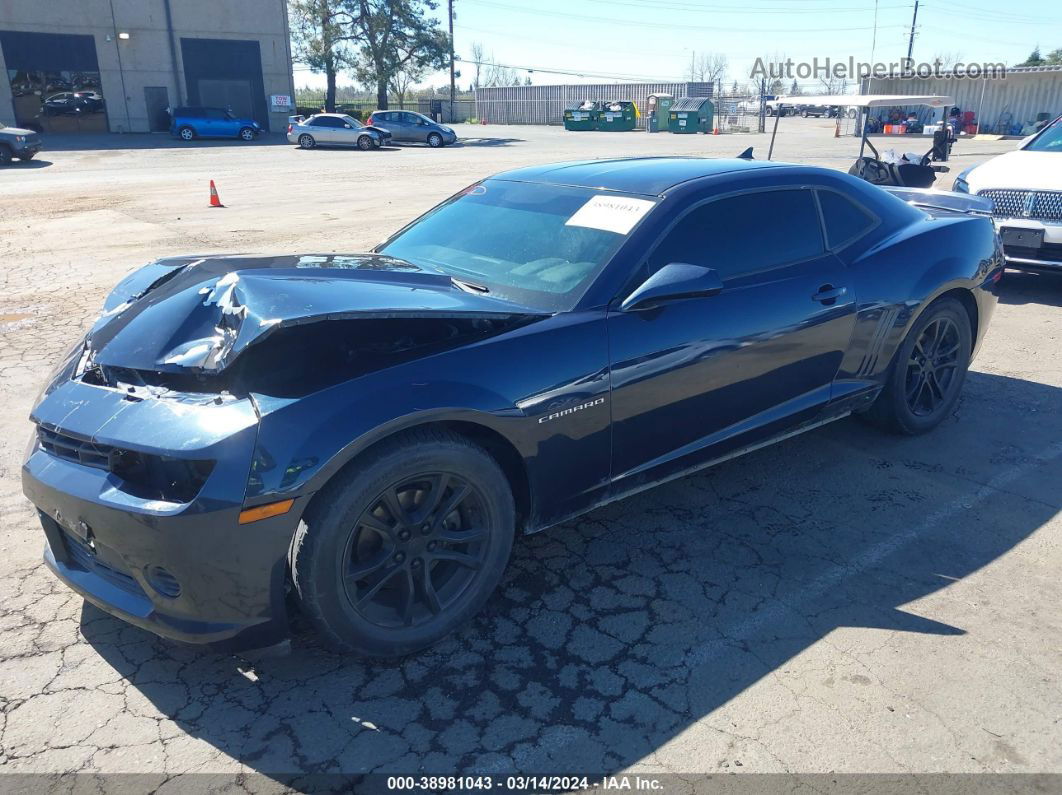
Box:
287 113 391 150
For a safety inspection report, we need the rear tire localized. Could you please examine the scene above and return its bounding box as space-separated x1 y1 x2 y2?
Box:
427 132 444 148
178 126 195 141
861 297 972 435
290 428 515 657
298 133 316 149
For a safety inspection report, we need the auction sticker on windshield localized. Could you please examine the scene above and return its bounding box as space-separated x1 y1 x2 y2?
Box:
565 195 656 235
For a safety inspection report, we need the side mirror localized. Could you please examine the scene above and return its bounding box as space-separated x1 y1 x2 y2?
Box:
620 262 723 312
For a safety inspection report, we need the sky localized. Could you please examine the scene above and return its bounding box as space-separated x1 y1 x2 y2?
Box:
292 0 1061 92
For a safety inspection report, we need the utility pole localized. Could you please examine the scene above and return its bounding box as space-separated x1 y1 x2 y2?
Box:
906 0 919 61
448 0 455 122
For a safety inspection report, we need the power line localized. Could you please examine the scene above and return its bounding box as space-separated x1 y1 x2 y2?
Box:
461 0 909 34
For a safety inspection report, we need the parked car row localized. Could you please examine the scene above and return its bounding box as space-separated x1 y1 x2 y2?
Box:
161 105 458 150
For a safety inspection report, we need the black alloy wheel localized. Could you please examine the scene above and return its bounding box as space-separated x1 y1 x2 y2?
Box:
860 297 972 435
290 428 515 657
341 473 488 628
905 316 962 417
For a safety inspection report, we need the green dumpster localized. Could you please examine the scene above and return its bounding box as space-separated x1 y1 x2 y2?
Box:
563 101 600 131
597 101 639 131
668 97 714 134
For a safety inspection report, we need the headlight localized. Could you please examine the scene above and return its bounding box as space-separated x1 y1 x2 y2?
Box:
16 135 26 143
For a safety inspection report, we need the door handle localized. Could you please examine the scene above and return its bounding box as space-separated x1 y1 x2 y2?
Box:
813 284 846 305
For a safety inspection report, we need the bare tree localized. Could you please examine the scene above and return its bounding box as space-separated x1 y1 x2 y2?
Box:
470 41 485 89
686 53 727 85
932 52 963 72
389 61 425 108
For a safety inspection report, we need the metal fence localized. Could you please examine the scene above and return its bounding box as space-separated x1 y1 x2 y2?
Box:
292 98 476 123
474 82 714 129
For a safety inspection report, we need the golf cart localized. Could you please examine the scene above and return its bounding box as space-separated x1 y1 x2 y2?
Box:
764 93 957 188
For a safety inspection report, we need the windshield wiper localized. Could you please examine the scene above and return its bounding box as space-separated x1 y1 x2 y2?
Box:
451 277 490 294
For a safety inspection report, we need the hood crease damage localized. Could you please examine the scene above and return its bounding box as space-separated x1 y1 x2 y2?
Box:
78 254 545 399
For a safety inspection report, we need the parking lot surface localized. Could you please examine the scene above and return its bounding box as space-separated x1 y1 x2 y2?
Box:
1 122 1059 783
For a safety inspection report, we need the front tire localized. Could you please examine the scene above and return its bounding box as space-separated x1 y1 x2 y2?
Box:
239 127 256 141
16 152 35 161
290 428 515 657
0 145 13 165
298 133 316 149
357 135 373 151
427 132 444 148
861 297 972 435
178 126 195 141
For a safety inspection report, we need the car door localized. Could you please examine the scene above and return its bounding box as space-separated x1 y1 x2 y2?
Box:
371 112 398 140
309 116 340 143
607 187 857 485
406 112 432 142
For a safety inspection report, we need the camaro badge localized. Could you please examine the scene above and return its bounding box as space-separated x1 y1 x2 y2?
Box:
538 397 606 423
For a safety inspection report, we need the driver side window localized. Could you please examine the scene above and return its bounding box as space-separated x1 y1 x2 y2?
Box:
648 190 825 281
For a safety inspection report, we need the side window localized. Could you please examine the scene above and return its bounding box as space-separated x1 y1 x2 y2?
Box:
207 109 227 119
313 117 338 128
817 189 876 249
649 190 824 280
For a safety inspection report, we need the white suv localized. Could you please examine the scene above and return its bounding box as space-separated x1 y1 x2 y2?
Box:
954 116 1062 272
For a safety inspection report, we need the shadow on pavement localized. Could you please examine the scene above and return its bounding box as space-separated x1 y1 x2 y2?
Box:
997 269 1062 308
36 133 290 152
451 137 525 148
3 158 53 169
80 370 1062 780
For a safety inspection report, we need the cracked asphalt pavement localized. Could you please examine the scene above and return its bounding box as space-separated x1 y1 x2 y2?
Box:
0 124 1059 784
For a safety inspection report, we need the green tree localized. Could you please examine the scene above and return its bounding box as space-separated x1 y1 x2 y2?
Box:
290 0 353 112
1018 46 1044 66
344 0 450 110
1045 48 1062 65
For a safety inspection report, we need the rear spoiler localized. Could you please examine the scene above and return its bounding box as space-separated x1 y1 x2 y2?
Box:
288 114 304 125
883 187 993 217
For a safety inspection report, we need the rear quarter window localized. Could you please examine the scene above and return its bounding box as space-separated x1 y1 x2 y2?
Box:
817 189 877 249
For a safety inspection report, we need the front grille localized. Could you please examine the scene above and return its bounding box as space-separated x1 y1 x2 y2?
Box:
978 189 1062 222
38 427 112 469
63 531 145 597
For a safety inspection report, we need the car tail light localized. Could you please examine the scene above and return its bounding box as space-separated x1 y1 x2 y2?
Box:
287 124 292 134
367 116 375 125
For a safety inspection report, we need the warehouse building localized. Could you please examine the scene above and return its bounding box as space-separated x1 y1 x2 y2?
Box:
475 82 714 129
0 0 296 134
867 66 1062 135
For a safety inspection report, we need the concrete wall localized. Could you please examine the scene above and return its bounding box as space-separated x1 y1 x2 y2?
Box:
0 0 295 133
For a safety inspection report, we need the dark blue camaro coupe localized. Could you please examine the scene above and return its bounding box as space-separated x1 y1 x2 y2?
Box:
23 157 1002 657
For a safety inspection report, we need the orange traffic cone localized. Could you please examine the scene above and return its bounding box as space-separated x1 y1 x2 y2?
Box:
209 180 224 208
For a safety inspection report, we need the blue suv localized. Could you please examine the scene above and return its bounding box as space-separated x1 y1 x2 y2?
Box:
170 107 262 141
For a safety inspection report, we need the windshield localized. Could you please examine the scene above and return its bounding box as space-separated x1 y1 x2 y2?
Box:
378 180 656 312
1025 120 1062 152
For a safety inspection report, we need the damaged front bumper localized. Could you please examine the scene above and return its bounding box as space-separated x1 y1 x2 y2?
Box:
22 376 301 652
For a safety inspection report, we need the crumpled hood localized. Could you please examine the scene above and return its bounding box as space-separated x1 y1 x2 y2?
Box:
86 253 544 373
1 125 37 137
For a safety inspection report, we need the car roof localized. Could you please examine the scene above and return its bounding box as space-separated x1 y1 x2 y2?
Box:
492 157 787 196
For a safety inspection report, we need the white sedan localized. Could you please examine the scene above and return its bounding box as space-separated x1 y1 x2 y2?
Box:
954 116 1062 273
